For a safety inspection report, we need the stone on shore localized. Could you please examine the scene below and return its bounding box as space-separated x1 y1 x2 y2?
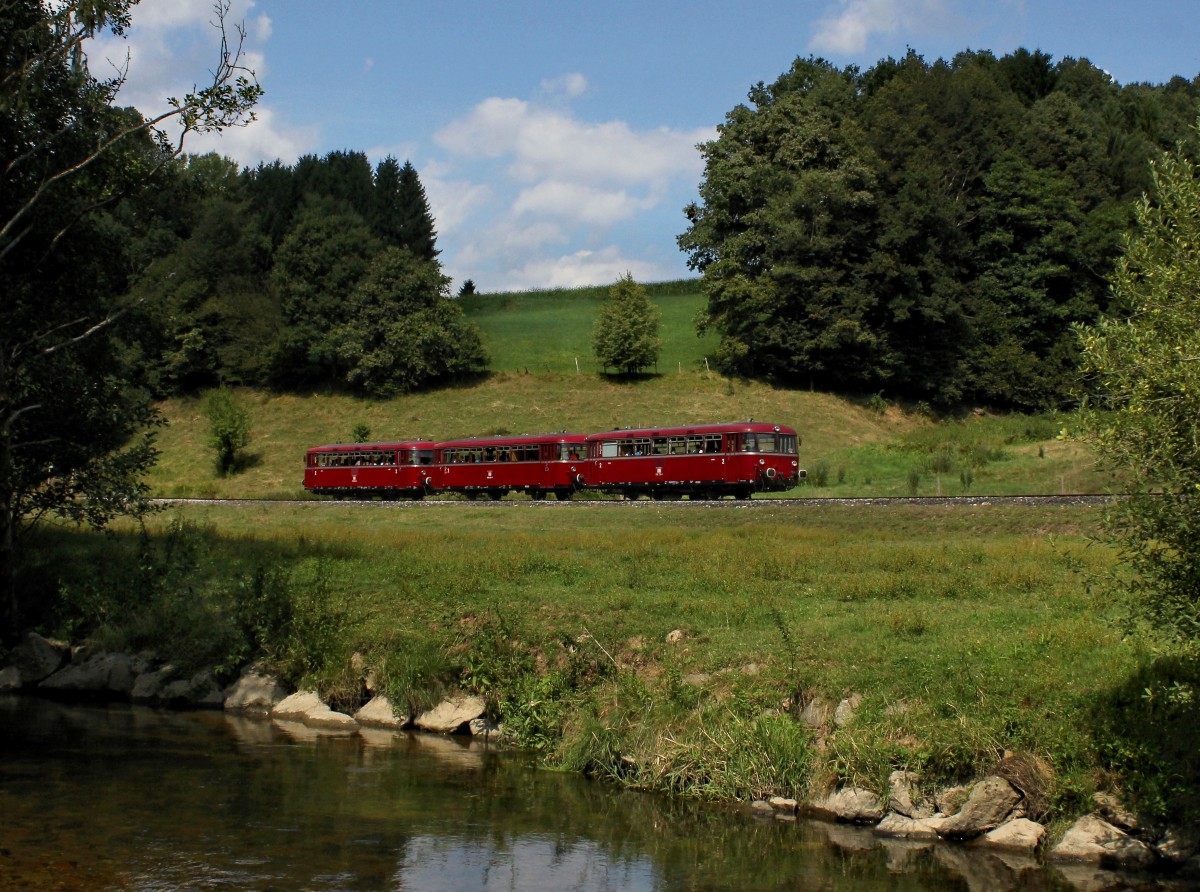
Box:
354 695 408 729
272 691 358 729
224 668 288 715
936 776 1021 840
807 787 884 824
1049 815 1157 869
977 818 1046 853
875 813 948 840
12 632 69 685
40 651 142 697
414 695 486 734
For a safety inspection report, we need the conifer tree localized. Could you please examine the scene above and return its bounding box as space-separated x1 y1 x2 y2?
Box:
592 274 662 375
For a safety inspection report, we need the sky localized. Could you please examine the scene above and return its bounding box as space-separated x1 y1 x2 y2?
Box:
92 0 1199 292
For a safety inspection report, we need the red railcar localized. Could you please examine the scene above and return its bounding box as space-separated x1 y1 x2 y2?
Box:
304 441 435 499
433 433 588 500
581 422 803 499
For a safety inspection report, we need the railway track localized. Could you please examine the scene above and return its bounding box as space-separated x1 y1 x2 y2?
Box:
154 493 1114 509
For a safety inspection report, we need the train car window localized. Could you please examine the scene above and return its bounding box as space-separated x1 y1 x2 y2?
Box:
669 437 687 455
652 438 669 456
601 442 620 458
741 434 758 452
419 450 433 465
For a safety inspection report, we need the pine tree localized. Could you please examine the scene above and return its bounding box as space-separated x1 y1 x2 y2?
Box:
592 274 662 375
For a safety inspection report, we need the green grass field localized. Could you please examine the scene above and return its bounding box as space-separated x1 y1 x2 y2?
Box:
46 496 1194 826
459 281 716 375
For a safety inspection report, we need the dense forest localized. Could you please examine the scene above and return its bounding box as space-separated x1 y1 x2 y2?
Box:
113 151 487 397
680 50 1200 410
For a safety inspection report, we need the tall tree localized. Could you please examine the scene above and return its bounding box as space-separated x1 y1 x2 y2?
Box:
0 0 260 642
268 200 383 387
333 248 487 396
392 160 440 261
592 273 662 375
1077 131 1200 639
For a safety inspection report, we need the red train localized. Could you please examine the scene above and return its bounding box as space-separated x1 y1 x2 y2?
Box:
304 421 803 501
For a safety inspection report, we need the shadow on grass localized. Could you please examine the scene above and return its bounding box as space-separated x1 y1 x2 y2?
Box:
1088 650 1200 822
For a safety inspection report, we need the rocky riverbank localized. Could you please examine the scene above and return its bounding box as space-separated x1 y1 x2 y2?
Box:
4 631 1198 889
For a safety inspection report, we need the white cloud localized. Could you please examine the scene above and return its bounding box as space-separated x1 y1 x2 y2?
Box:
184 107 317 167
435 98 711 187
512 181 656 226
540 72 588 98
810 0 946 54
423 176 494 237
502 248 662 291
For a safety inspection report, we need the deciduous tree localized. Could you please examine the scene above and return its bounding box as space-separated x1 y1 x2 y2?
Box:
1077 131 1200 639
0 0 260 642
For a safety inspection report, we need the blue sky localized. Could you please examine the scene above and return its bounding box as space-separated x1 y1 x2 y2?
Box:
99 0 1199 292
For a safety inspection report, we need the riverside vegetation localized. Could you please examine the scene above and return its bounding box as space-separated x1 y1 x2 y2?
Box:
22 389 1198 839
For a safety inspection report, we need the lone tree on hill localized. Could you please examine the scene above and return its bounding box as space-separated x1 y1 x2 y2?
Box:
1077 125 1200 640
592 274 662 375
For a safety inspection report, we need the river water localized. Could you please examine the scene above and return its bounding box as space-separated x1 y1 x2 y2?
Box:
0 696 1141 891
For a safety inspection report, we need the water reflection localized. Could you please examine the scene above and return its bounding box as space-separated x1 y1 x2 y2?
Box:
0 697 1154 891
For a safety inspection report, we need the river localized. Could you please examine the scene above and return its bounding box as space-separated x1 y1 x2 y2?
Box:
0 696 1144 890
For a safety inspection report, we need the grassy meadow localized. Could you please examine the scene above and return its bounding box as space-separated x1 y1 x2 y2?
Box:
42 496 1196 827
51 282 1196 828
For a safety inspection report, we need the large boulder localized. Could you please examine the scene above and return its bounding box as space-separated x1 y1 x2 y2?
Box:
935 776 1022 840
40 651 141 697
354 695 407 729
11 632 69 685
806 787 885 824
224 668 288 715
978 818 1046 853
874 813 947 840
272 691 358 729
888 770 932 819
159 670 224 708
1050 815 1157 869
414 695 486 734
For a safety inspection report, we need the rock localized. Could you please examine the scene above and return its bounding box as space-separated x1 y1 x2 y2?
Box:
681 672 711 687
413 695 486 734
272 691 358 729
1050 815 1157 869
888 770 931 819
834 693 862 727
0 665 21 691
936 785 971 816
12 632 69 684
978 818 1046 853
131 664 178 702
749 800 774 818
40 651 138 697
807 787 884 824
768 796 798 816
798 696 830 731
936 777 1022 840
354 695 407 729
665 629 685 644
224 668 288 715
1090 792 1139 833
468 716 504 740
1155 825 1200 865
159 670 223 708
875 813 947 840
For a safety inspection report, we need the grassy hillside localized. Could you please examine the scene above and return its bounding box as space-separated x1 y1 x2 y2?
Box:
145 374 1106 499
460 281 716 375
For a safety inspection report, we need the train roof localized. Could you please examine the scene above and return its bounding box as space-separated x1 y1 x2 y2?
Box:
435 432 588 449
585 421 797 440
306 440 432 452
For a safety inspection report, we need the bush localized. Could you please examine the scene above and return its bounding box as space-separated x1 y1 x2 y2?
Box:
203 388 251 475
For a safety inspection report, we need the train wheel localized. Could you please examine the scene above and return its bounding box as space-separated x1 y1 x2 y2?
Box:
552 489 572 501
529 489 545 500
735 488 753 500
465 492 480 501
487 489 504 501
